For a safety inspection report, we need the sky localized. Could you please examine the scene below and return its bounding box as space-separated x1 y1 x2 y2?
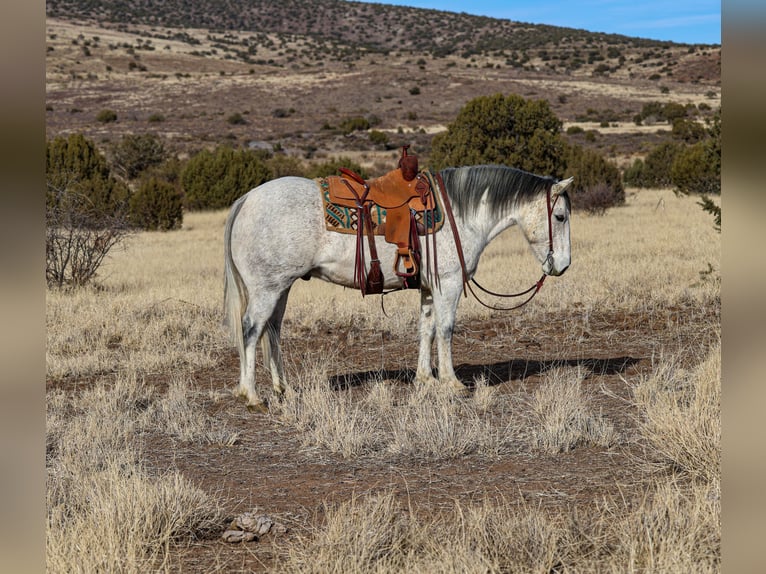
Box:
355 0 721 45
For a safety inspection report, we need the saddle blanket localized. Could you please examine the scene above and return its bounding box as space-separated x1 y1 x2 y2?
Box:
319 170 445 236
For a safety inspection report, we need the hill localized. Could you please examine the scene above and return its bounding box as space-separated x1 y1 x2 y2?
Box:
45 0 720 172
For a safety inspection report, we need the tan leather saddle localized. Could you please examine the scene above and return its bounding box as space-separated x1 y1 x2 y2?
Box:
321 146 441 295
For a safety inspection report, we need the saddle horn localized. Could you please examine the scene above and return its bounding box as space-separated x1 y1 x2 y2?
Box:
398 145 419 181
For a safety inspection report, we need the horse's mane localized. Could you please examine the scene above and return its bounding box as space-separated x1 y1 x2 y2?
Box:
438 165 556 217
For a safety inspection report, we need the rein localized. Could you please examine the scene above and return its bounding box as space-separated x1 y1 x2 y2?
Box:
440 176 557 311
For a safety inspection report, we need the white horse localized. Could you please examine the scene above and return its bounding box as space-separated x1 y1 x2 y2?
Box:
224 165 572 409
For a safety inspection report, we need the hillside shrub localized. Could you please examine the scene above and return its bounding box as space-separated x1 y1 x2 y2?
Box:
46 134 132 287
227 112 247 125
129 177 183 230
429 93 566 176
111 133 167 180
564 144 624 212
96 109 117 123
46 133 130 217
368 130 389 147
672 142 720 196
181 146 273 210
637 101 689 125
338 116 371 135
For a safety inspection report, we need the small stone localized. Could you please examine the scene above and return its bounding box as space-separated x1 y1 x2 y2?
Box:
221 529 257 543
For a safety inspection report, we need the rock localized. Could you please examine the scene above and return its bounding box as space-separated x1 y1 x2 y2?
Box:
221 529 257 543
221 510 288 543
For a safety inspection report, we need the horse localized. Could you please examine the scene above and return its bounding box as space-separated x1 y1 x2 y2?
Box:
223 165 573 410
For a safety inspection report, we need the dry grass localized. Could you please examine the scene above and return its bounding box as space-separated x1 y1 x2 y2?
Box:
275 347 721 572
276 362 507 460
46 374 226 572
279 472 719 573
631 341 721 488
527 366 617 453
274 360 621 461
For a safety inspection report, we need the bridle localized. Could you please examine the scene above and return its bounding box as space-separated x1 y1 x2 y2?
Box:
437 176 560 311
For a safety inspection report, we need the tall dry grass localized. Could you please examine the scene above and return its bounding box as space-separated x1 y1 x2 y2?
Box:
274 359 617 460
46 188 720 572
277 340 720 573
279 475 719 573
46 373 235 572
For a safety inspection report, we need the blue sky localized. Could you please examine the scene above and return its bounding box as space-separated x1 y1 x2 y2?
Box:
355 1 721 45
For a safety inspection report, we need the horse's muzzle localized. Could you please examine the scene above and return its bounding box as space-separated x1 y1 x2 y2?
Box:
542 251 569 276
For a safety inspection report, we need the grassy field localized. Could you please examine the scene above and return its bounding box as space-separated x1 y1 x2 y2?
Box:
46 187 720 572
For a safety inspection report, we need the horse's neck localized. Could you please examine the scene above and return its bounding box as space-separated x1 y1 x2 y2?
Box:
452 203 518 268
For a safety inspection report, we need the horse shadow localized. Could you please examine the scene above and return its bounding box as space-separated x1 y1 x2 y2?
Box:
328 356 642 391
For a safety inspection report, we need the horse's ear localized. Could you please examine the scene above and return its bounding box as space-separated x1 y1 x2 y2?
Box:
552 177 574 195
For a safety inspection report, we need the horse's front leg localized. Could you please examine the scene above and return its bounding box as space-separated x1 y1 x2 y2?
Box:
433 281 470 397
415 288 438 386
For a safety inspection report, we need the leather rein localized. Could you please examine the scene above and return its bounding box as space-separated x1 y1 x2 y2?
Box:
435 173 558 311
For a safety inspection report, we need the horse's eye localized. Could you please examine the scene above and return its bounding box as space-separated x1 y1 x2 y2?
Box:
555 214 566 223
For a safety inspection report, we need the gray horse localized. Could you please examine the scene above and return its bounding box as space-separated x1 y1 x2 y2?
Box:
224 165 572 410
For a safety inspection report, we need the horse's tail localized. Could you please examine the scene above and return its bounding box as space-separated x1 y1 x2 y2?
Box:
223 195 249 371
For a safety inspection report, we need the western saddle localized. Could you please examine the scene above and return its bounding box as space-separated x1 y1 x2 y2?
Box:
321 146 442 295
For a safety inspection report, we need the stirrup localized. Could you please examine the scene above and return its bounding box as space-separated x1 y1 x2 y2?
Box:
393 250 418 278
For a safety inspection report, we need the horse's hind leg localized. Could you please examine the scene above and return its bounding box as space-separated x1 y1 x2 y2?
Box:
260 290 289 397
235 290 287 411
235 328 265 411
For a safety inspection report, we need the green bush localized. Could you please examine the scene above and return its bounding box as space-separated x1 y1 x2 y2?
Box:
672 118 707 143
368 130 389 147
671 142 720 196
564 144 624 212
623 158 649 188
338 116 370 135
129 177 183 230
46 133 130 218
642 142 684 188
111 133 167 180
46 134 132 287
181 146 273 210
429 93 566 176
96 109 117 123
267 154 307 178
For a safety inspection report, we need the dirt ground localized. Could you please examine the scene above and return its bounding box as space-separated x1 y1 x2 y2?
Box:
129 299 720 572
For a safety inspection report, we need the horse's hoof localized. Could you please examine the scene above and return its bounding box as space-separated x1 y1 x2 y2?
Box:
446 379 470 398
246 400 269 414
414 374 439 387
